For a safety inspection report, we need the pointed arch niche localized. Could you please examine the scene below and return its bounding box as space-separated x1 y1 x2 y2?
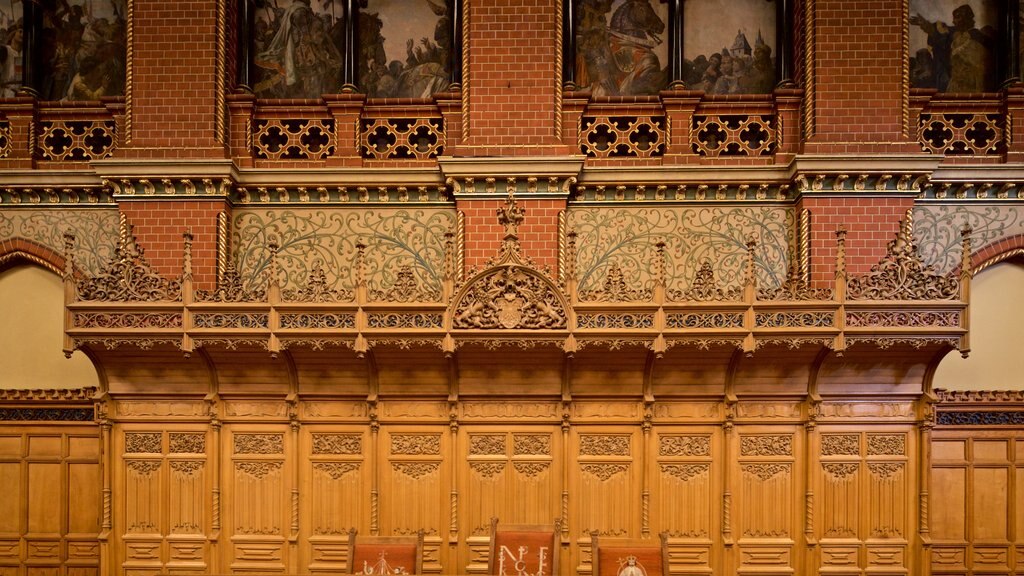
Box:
0 264 98 390
933 260 1024 390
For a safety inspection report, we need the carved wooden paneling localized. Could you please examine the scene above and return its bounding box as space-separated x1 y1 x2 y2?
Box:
118 428 210 573
0 429 100 576
733 428 798 575
303 427 367 574
381 428 446 573
931 433 1023 575
653 429 718 575
226 426 287 572
816 428 912 574
572 429 640 573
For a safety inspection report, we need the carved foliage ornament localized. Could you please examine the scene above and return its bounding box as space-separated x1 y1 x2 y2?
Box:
579 435 630 456
234 433 284 454
513 435 551 455
452 265 567 330
125 433 162 454
846 230 959 300
391 434 441 455
668 260 741 302
659 436 711 457
76 229 182 301
660 463 709 481
821 434 859 456
169 433 206 454
740 435 793 456
469 435 505 455
312 434 362 455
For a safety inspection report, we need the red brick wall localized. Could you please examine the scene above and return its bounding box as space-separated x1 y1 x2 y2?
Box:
119 201 227 289
463 0 563 154
806 0 917 152
126 0 222 156
798 196 914 286
459 199 565 272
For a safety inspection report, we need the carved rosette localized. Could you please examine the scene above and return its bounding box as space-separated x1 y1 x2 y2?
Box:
452 265 567 330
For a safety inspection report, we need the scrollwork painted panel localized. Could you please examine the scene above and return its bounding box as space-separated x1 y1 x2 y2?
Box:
233 208 455 294
568 207 793 294
913 205 1024 274
0 209 118 275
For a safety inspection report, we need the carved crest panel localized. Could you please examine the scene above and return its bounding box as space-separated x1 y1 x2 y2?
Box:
452 265 567 330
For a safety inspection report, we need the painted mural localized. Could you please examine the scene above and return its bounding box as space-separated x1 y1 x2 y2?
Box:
914 205 1024 274
232 208 456 295
573 0 668 96
0 0 20 97
910 0 997 92
568 206 794 294
683 0 776 94
357 0 452 98
0 209 119 275
40 0 126 101
253 0 343 99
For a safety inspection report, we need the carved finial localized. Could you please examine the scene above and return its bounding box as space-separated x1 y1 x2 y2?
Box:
355 241 367 287
62 232 76 279
566 230 578 282
960 225 973 276
835 226 847 279
267 236 280 286
497 191 525 238
443 230 455 282
182 229 194 281
745 236 757 288
654 239 667 287
118 212 130 256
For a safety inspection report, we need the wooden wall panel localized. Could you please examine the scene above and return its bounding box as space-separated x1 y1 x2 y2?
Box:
0 428 100 576
302 427 367 574
931 431 1024 575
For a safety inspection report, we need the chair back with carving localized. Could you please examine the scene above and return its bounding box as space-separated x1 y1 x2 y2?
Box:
347 528 424 575
591 533 668 576
487 517 561 576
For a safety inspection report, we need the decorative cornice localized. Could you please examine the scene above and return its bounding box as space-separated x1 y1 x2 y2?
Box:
935 389 1024 405
439 155 584 198
0 387 97 403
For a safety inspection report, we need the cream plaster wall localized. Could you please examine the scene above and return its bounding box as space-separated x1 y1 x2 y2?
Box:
0 265 99 389
933 261 1024 390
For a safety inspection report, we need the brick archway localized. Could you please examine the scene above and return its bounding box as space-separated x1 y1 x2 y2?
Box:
969 233 1024 275
0 237 70 276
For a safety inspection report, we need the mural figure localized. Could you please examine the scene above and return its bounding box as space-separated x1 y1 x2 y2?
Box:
910 1 996 92
682 0 776 94
574 0 667 96
358 0 452 99
39 0 125 101
0 1 21 98
253 0 343 99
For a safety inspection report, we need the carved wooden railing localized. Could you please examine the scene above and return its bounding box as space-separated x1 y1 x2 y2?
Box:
62 211 972 359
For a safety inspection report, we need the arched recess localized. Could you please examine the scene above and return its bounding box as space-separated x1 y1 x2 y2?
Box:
0 259 99 390
933 258 1024 391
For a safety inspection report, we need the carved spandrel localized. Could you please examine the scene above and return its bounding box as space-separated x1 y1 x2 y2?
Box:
390 434 441 455
312 461 360 480
660 463 710 481
312 433 362 455
659 435 711 457
234 433 284 454
580 463 629 481
392 462 440 479
742 463 790 481
236 461 283 479
470 461 506 478
740 435 793 456
513 461 550 477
